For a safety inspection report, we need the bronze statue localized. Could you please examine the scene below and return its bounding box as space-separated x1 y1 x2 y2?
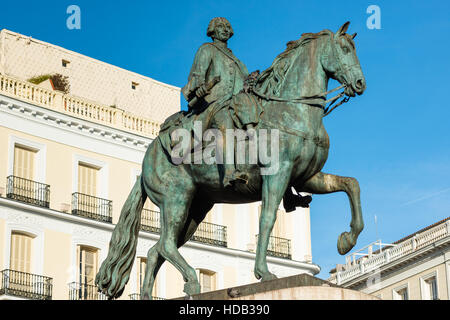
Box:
96 20 366 300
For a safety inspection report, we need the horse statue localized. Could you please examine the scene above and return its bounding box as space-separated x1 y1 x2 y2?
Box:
96 21 366 299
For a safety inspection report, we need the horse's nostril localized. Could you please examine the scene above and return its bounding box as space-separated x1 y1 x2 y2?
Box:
355 79 365 92
356 79 363 88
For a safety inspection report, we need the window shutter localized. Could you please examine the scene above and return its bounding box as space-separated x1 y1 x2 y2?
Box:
10 232 33 273
78 164 98 196
14 145 36 180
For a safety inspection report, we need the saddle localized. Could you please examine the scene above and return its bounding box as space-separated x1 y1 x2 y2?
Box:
158 91 263 164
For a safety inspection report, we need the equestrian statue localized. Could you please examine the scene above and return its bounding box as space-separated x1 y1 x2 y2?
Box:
96 18 367 299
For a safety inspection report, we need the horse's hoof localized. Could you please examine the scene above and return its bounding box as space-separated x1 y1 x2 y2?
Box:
337 231 355 255
262 273 277 282
254 269 277 282
184 280 201 296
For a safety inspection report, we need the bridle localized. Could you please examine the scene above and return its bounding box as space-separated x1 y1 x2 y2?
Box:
252 32 355 117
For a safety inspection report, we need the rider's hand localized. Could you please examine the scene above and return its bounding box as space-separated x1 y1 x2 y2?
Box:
196 85 207 98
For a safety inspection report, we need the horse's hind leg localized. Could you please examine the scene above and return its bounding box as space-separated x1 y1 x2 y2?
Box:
155 197 204 296
141 199 213 299
302 171 364 255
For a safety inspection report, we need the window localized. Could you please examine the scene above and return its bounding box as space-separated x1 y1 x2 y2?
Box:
131 82 139 90
73 155 108 201
9 232 35 292
78 163 99 196
393 285 409 300
197 269 216 293
9 137 46 184
14 145 36 180
77 246 98 286
10 232 33 273
62 59 70 68
422 274 439 300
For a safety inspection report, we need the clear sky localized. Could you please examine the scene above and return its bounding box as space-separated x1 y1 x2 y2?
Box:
1 0 449 279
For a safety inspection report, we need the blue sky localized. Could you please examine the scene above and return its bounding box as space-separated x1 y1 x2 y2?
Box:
1 1 449 279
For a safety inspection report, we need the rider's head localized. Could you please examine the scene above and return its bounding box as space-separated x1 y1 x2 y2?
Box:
207 17 234 42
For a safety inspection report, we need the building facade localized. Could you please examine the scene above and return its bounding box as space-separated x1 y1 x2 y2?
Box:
328 218 450 300
0 29 318 300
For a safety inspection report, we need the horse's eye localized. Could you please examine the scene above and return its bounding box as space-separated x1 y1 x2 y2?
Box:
342 46 350 54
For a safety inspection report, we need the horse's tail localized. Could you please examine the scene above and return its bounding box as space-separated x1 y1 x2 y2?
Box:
95 176 146 299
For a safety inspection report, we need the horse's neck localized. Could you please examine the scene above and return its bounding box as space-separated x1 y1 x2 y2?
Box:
271 39 329 133
280 40 328 100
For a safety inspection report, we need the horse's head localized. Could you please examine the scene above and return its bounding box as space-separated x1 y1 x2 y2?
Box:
322 22 366 97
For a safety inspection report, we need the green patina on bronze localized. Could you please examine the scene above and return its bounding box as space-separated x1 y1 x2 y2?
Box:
95 19 366 300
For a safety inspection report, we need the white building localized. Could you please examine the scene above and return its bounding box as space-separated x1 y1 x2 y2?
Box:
328 217 450 300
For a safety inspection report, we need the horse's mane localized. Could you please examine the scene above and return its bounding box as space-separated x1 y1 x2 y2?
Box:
255 29 333 96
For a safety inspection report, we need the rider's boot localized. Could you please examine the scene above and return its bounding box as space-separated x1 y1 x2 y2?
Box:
283 189 313 212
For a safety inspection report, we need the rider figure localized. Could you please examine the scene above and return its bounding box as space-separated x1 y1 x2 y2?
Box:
182 17 252 187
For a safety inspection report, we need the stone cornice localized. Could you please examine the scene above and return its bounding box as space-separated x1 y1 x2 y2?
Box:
0 94 152 163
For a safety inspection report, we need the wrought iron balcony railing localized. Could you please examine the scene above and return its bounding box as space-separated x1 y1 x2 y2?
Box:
71 192 112 223
192 221 227 247
0 269 53 300
68 282 107 300
140 209 227 248
129 293 165 300
255 235 292 259
6 175 50 208
140 209 161 233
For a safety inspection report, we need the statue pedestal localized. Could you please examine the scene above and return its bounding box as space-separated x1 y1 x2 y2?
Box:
180 273 379 300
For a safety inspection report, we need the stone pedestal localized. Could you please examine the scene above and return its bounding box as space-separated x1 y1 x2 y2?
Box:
179 273 379 300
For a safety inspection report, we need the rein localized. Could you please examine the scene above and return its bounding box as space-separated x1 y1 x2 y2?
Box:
252 84 350 117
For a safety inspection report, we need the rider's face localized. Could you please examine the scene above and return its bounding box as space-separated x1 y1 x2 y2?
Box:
213 22 232 42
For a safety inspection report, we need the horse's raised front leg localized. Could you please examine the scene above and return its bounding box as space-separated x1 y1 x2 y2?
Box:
254 163 292 281
302 172 364 255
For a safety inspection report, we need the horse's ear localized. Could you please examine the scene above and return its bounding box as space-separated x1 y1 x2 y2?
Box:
337 21 350 35
351 32 357 39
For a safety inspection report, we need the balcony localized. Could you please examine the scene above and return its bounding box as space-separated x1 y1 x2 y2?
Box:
68 282 107 300
0 269 53 300
255 235 292 259
140 209 161 233
0 74 161 139
192 222 227 247
6 175 50 208
129 293 165 300
71 192 112 223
